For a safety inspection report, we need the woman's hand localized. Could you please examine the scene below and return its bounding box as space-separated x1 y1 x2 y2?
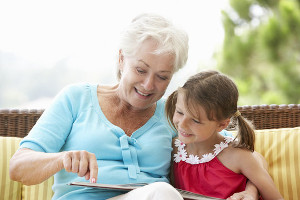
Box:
62 150 98 183
227 191 257 200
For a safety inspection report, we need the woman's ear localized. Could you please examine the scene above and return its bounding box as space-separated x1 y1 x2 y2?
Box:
119 49 124 66
217 118 230 132
117 49 125 80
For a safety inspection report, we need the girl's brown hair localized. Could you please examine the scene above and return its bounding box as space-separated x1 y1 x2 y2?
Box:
165 70 255 151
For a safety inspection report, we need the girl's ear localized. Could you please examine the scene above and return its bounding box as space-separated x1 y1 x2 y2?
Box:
216 118 230 132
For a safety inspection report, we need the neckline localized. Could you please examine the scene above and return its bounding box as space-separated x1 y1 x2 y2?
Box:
173 137 233 164
91 84 162 138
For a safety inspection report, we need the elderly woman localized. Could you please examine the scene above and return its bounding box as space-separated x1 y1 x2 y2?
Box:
10 13 259 200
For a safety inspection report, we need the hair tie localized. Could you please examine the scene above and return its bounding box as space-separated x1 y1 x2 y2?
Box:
233 110 241 118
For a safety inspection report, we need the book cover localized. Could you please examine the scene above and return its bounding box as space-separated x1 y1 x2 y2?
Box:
69 182 224 200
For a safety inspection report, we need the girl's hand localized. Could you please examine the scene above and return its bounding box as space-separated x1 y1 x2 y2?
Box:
62 150 98 183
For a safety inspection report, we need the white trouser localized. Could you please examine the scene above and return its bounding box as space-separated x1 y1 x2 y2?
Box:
107 182 183 200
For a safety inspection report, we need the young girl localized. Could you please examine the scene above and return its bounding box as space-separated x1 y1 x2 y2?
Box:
165 70 283 200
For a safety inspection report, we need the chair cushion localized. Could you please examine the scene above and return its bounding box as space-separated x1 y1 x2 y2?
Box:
22 179 54 200
254 127 300 200
0 136 54 200
0 137 22 200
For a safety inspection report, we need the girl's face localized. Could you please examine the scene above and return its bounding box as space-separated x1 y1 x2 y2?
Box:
173 92 227 144
118 39 175 110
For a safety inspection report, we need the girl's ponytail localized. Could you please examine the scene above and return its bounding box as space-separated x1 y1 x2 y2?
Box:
233 110 255 152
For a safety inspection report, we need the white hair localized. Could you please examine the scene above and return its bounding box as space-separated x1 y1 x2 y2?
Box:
118 13 189 79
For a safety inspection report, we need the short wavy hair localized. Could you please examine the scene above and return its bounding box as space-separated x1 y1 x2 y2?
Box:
117 13 189 79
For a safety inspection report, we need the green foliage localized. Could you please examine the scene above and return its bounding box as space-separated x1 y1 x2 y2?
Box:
256 0 280 8
217 0 300 105
260 17 285 60
230 0 254 21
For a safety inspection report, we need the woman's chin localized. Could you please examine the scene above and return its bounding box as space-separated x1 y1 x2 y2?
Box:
129 100 155 111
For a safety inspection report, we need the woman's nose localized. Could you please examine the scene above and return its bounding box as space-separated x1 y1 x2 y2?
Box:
142 75 155 91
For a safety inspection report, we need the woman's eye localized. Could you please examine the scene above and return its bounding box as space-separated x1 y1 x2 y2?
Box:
157 75 168 81
136 68 146 74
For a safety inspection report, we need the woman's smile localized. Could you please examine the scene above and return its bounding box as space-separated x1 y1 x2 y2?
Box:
135 87 153 97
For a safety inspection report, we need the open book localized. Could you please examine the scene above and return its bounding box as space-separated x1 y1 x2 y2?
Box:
69 182 224 200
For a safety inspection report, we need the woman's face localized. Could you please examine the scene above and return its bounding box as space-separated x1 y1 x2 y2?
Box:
118 39 175 110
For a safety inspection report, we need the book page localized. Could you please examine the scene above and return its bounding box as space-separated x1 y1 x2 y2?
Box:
69 182 224 200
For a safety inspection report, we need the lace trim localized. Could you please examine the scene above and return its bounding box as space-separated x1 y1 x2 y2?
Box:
173 137 233 164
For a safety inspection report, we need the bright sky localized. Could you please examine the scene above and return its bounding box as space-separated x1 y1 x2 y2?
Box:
0 0 229 107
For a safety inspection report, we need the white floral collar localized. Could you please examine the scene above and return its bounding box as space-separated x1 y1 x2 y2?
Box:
173 137 233 164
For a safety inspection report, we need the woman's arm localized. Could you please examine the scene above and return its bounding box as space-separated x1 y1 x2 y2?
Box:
169 138 177 186
10 148 98 185
227 181 259 200
10 148 64 185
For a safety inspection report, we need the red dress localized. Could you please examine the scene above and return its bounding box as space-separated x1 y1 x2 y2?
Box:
173 138 247 199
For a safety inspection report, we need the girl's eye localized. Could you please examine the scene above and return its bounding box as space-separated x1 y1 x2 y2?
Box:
192 119 201 124
176 110 183 115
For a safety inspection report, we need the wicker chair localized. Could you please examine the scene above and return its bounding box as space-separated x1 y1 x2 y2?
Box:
0 109 44 138
1 104 300 200
226 104 300 131
0 104 299 138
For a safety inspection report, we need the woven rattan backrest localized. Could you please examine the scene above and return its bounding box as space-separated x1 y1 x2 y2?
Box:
227 104 300 131
0 104 299 137
0 109 44 138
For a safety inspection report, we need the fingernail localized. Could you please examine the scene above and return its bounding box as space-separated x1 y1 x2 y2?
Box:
91 178 96 183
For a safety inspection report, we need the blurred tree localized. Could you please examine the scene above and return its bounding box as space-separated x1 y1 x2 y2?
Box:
217 0 300 105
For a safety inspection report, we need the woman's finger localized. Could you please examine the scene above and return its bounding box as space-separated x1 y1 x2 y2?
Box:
88 153 98 183
71 151 80 173
78 151 89 177
63 151 72 172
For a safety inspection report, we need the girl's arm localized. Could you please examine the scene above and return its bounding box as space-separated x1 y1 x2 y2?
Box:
227 151 268 200
237 150 283 200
